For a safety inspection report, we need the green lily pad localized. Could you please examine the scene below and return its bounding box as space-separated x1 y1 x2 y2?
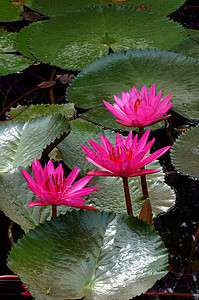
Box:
0 53 33 76
170 35 199 61
171 125 199 179
67 49 199 124
7 103 75 122
0 114 70 172
15 22 40 60
0 31 17 52
0 0 36 22
58 118 175 216
8 211 168 299
24 6 188 69
34 0 184 17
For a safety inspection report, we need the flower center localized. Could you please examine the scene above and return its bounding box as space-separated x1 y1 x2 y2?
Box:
109 146 133 164
134 99 142 114
46 174 63 192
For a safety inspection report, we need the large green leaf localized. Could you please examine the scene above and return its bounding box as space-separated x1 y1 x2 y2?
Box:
24 6 188 69
0 31 17 52
0 114 70 172
171 35 199 61
34 0 184 17
67 49 199 123
0 53 33 76
8 211 168 299
171 125 199 179
0 0 35 22
15 22 41 60
58 119 175 216
7 103 75 122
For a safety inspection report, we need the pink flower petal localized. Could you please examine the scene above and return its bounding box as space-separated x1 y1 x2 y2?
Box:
87 170 116 176
128 168 160 177
68 175 94 192
67 186 99 198
28 201 49 207
64 166 79 186
138 146 171 169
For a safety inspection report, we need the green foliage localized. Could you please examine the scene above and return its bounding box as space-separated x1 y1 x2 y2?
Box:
7 103 75 122
8 211 168 299
34 0 184 17
0 114 70 171
15 6 189 70
171 125 199 179
0 0 35 22
170 35 199 61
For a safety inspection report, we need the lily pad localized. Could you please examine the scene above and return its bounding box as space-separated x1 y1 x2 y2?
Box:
170 35 199 61
171 125 199 179
15 22 40 60
0 114 70 172
0 31 17 53
67 49 199 123
0 0 35 22
25 6 188 69
6 103 75 122
8 211 168 299
0 53 33 76
58 118 175 216
33 0 184 17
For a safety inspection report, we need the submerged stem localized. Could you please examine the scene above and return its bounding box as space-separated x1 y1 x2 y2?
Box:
139 127 149 199
52 204 57 217
122 177 133 215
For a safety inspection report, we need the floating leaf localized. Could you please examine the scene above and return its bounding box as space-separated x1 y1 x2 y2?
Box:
7 103 75 122
34 0 184 17
24 6 188 69
15 22 39 60
8 211 168 299
0 0 36 22
170 35 199 61
171 125 199 179
68 49 199 124
0 53 33 76
0 114 70 172
0 31 17 52
58 119 175 216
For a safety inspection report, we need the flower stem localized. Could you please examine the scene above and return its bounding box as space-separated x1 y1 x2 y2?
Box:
52 204 57 217
122 177 133 215
139 127 149 199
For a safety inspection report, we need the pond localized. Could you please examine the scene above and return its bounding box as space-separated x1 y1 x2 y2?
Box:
0 0 199 299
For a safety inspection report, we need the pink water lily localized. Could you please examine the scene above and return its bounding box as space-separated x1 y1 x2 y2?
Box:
81 129 170 178
103 84 174 128
21 159 98 210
